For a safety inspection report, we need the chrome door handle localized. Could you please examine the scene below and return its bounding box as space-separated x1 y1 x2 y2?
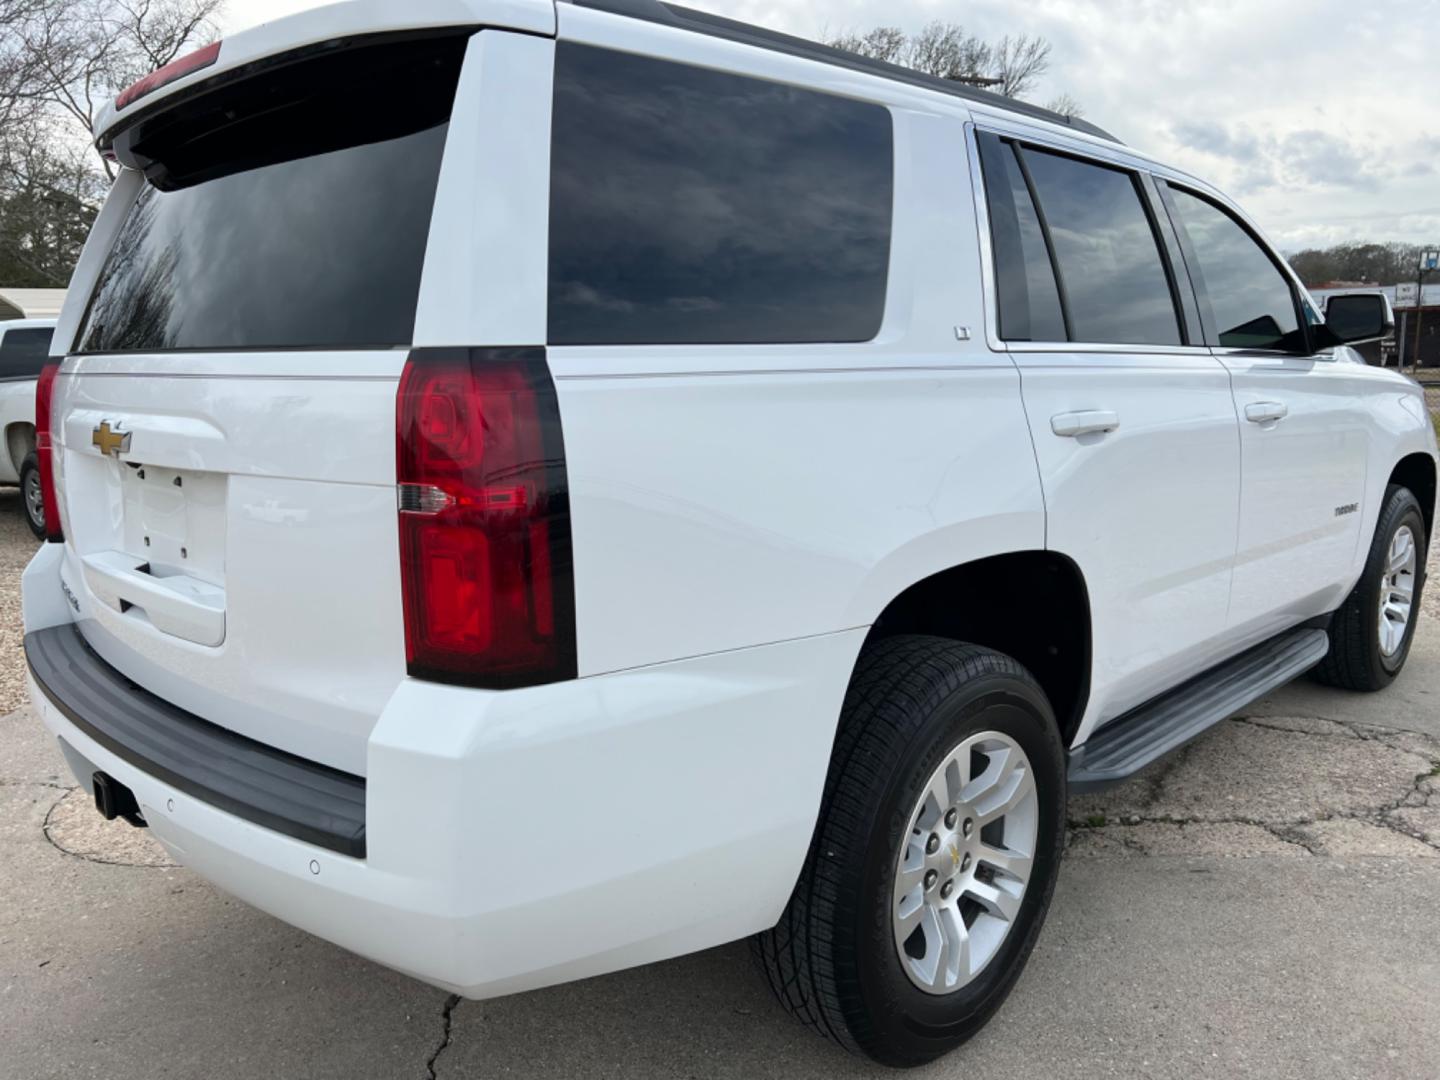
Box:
1244 401 1288 424
1051 410 1120 438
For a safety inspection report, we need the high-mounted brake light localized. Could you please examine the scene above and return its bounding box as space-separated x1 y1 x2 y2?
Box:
396 348 576 688
115 41 221 110
35 361 63 543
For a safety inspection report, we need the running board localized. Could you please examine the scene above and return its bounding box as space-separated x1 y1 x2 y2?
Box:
1067 627 1330 793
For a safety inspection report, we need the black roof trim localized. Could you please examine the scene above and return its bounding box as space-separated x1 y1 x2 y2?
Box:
563 0 1121 144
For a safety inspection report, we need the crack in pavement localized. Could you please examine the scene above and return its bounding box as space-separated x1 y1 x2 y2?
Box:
0 777 72 789
425 994 462 1079
1263 822 1322 856
1228 715 1362 740
1067 711 1440 858
1141 742 1190 808
41 787 176 868
1230 711 1440 753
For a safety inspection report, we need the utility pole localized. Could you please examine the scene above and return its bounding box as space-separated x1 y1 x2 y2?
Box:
1415 250 1439 373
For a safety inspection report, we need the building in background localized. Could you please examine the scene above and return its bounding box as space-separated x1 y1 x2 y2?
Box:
0 289 67 321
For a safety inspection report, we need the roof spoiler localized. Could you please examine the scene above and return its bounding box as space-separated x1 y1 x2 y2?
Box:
93 0 556 148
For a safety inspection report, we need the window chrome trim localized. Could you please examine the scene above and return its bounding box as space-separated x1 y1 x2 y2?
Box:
963 120 1213 358
1007 341 1213 356
1209 346 1320 360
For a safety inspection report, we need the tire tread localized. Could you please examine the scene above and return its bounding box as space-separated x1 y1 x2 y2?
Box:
1313 484 1427 691
751 635 1052 1060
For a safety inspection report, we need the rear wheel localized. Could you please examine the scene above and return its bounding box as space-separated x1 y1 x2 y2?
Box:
753 636 1066 1066
1313 484 1428 691
19 451 45 539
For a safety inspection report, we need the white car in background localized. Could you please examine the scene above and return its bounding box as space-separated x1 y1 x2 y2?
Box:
0 318 56 537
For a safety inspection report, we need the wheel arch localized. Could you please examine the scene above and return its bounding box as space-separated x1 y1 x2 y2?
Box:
4 421 35 479
1389 452 1436 544
859 551 1092 745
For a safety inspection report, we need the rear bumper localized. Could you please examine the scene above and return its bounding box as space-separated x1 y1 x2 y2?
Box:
25 546 861 998
26 624 366 856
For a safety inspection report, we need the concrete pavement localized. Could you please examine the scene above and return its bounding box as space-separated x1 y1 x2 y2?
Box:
2 546 1438 1078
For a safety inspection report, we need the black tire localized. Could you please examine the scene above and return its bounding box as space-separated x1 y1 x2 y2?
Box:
18 451 46 540
752 635 1066 1067
1312 483 1428 691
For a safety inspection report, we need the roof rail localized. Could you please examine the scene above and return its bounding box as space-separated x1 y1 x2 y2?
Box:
561 0 1122 145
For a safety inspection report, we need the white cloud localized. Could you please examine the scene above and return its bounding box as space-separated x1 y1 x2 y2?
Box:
225 0 1440 254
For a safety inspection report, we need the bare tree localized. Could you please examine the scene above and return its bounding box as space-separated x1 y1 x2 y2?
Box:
1288 243 1429 289
904 21 995 85
827 21 997 86
1044 93 1084 120
0 0 220 283
0 120 105 284
5 0 222 178
827 25 907 66
989 34 1051 98
0 0 45 128
826 21 1056 99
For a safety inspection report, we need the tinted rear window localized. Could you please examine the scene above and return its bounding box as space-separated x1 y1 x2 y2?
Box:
1020 149 1181 346
75 34 468 354
548 44 894 346
0 327 53 378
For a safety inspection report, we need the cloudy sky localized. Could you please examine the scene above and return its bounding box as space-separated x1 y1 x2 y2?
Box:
227 0 1440 253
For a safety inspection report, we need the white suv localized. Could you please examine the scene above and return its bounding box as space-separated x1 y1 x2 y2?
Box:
22 0 1438 1066
0 318 57 537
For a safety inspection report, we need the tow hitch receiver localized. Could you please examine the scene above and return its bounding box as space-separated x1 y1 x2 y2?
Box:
92 771 146 827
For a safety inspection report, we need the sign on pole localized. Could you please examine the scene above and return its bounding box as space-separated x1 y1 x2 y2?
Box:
1413 252 1438 373
1397 281 1420 308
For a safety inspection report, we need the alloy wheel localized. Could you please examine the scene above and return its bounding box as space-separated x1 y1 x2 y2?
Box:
1378 524 1417 657
23 468 45 532
891 730 1038 995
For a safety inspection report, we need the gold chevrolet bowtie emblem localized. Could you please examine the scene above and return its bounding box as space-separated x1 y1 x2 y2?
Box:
949 843 961 871
91 421 131 457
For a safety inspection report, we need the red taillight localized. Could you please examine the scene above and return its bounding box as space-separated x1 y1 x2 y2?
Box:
396 348 575 688
115 41 221 110
35 361 63 543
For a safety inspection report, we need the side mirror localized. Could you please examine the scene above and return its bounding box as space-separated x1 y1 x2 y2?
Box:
1322 293 1393 346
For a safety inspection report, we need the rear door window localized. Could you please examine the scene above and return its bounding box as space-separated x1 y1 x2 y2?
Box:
74 33 469 354
1018 148 1182 346
548 44 894 346
0 327 53 378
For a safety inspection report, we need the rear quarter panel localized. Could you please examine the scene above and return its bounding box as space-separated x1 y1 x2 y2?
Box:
420 22 1052 678
541 89 1046 674
553 361 1044 675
